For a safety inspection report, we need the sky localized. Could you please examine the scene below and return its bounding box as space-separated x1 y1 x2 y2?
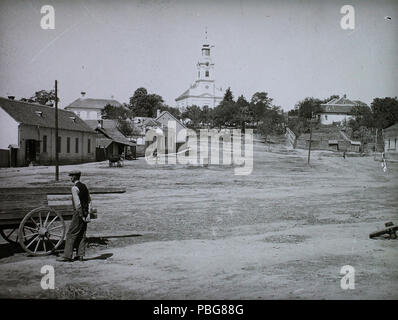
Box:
0 0 397 111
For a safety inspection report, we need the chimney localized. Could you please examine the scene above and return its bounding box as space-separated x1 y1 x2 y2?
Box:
8 96 15 100
157 109 161 118
80 91 86 98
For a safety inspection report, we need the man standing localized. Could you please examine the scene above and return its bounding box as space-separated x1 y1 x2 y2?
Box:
57 170 91 262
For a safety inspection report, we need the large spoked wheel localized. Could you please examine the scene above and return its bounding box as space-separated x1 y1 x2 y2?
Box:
0 228 20 244
18 206 66 256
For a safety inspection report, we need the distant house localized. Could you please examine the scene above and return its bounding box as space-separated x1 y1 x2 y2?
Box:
85 120 136 161
132 117 161 156
155 110 187 144
319 95 368 125
383 123 398 160
0 97 96 167
64 93 122 121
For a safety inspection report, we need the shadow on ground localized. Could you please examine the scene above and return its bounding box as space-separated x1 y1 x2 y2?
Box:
0 234 142 260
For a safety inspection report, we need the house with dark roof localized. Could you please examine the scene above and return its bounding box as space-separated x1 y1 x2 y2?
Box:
85 120 136 161
319 95 368 125
64 93 122 121
155 110 187 144
383 123 398 160
0 97 96 167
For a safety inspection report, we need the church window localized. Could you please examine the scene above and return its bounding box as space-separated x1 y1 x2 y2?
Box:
205 71 209 77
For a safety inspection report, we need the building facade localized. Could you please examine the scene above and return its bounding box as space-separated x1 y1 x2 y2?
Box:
175 44 223 109
319 95 368 125
64 94 122 120
383 123 398 160
0 97 96 167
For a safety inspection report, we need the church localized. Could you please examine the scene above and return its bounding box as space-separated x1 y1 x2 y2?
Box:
175 43 223 109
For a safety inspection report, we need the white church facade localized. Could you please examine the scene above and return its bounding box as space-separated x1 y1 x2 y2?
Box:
175 44 223 109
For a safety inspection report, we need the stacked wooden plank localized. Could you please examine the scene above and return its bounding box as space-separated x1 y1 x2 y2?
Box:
0 186 125 228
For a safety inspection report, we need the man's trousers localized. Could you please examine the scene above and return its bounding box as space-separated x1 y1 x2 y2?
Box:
63 211 87 259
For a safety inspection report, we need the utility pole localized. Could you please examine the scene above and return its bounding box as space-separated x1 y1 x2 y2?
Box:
55 80 59 181
307 115 316 165
307 122 313 165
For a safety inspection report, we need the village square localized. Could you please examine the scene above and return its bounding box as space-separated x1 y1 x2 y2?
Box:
0 0 397 300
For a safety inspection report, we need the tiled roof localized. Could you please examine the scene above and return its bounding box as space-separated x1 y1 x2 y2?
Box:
64 98 122 110
320 96 368 114
0 97 95 133
85 119 135 146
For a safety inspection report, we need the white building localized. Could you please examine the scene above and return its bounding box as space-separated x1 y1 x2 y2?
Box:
64 93 122 120
319 95 368 125
175 43 223 109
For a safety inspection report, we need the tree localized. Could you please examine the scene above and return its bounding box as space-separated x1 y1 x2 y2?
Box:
101 103 132 120
116 119 140 137
129 87 164 118
296 97 322 120
223 87 234 102
22 89 59 105
371 97 398 129
250 92 273 126
258 105 285 147
182 105 202 128
235 95 251 131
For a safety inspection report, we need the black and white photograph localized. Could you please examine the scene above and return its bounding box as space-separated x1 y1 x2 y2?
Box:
0 0 397 304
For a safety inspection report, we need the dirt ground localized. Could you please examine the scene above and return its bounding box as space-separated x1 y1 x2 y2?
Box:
0 142 397 299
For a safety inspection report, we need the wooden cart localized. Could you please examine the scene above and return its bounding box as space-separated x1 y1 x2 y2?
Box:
0 186 125 256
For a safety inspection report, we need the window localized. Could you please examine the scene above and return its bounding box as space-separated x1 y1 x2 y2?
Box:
57 137 61 153
325 115 328 120
67 137 71 153
205 71 209 77
198 71 200 78
88 139 91 153
42 135 47 153
75 138 79 153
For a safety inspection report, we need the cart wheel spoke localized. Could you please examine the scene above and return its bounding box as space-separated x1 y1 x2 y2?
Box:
19 206 66 256
34 237 41 253
26 235 39 249
43 211 50 227
48 225 63 232
23 226 38 232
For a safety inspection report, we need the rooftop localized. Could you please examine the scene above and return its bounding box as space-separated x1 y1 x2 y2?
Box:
0 97 94 133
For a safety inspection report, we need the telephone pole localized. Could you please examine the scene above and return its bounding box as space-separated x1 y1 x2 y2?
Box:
55 80 59 181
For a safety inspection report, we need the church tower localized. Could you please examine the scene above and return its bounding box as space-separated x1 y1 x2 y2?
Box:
175 33 223 110
197 44 214 81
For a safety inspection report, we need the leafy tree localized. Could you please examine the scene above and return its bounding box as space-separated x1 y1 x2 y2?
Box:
201 105 212 127
116 119 140 137
296 97 322 120
250 92 273 126
371 97 398 129
101 103 132 120
23 89 59 105
235 95 251 131
129 87 164 118
182 105 202 128
223 87 234 102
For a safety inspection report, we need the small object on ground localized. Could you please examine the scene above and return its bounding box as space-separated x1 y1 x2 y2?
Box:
369 222 398 239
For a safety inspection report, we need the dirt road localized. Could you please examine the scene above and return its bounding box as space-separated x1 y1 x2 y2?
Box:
0 143 397 299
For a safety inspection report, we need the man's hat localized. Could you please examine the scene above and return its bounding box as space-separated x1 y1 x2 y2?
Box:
68 170 81 177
